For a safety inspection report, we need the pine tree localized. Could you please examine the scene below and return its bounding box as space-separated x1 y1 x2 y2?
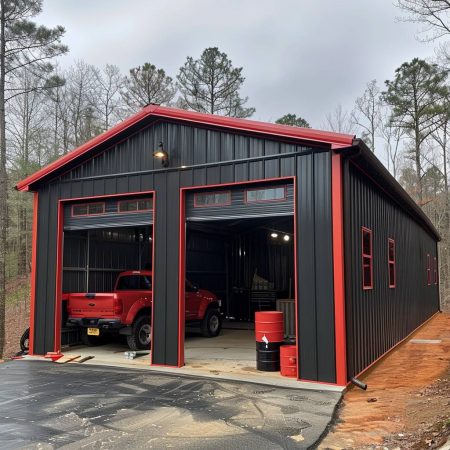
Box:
275 114 310 128
177 47 255 118
383 58 448 202
121 63 176 111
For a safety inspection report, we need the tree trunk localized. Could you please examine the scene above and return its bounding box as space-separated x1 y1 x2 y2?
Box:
0 0 7 359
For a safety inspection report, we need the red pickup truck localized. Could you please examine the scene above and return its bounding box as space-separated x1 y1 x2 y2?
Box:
66 270 221 350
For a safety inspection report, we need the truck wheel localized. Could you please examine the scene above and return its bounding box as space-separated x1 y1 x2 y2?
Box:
201 309 221 337
127 315 151 350
20 328 30 352
81 329 101 346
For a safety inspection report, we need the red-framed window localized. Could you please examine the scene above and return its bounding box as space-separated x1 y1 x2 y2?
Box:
362 227 373 290
388 238 396 288
71 202 105 217
194 191 232 207
434 257 437 285
245 186 286 203
426 254 431 286
118 198 152 213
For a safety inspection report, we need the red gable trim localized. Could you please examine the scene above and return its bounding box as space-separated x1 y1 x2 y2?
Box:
16 104 354 191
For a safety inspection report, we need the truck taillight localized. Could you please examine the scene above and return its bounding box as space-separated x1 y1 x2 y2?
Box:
114 298 123 315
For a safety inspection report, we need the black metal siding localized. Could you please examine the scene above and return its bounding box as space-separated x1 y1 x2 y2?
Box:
31 120 337 382
343 160 440 379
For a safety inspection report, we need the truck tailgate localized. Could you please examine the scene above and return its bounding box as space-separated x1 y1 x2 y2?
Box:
68 293 118 317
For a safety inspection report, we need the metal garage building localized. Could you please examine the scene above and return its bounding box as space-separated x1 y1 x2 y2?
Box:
16 105 440 387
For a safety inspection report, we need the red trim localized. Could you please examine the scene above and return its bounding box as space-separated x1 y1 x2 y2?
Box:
54 202 64 353
150 192 156 365
16 105 354 192
117 198 153 214
361 227 373 290
179 177 298 373
434 257 437 285
348 311 440 384
178 190 186 367
388 238 396 288
244 185 287 204
29 193 39 355
193 190 232 208
71 201 105 217
293 176 299 381
53 190 155 356
427 253 431 286
60 191 153 202
331 153 347 386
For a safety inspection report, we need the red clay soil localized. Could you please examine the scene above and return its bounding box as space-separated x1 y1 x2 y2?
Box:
319 313 450 450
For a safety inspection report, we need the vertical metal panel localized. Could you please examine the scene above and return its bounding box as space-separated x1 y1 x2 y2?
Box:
296 151 336 383
344 161 440 378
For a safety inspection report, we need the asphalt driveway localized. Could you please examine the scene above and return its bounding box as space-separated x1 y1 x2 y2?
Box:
0 360 341 449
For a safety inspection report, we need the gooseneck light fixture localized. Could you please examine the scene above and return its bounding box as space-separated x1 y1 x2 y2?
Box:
153 141 169 167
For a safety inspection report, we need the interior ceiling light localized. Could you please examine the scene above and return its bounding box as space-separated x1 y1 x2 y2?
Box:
270 232 278 238
283 235 290 242
153 141 169 167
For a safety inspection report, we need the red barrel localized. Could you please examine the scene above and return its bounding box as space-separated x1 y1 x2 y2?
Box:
255 311 284 343
280 345 297 377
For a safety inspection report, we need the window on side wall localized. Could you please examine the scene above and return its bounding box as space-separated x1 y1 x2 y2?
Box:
362 227 373 290
388 238 396 288
434 257 437 285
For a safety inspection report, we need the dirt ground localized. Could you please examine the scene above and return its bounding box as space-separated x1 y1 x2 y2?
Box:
3 274 30 360
319 312 450 450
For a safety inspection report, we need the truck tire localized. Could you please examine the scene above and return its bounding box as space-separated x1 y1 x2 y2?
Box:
201 309 221 337
81 329 101 346
127 315 151 350
20 328 30 352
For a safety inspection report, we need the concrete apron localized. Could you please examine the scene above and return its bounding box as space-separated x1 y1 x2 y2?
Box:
24 329 344 393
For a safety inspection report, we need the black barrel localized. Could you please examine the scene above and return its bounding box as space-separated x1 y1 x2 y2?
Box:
256 341 281 371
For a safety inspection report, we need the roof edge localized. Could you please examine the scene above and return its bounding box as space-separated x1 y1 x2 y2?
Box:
16 105 354 191
342 139 440 241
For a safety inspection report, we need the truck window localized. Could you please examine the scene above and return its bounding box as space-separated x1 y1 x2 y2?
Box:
116 275 152 290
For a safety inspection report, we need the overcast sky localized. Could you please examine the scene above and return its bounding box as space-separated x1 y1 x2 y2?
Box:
39 0 434 130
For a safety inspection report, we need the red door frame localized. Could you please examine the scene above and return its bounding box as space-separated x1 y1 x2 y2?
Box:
53 190 156 356
178 177 300 374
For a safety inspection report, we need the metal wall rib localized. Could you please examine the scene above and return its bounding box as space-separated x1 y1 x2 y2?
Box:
343 160 440 379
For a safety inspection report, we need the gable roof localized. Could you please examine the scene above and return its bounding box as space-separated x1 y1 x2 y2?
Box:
16 104 355 191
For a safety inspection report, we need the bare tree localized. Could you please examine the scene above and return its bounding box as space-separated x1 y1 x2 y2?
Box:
380 110 404 179
323 104 355 134
94 64 125 130
351 80 382 152
396 0 450 41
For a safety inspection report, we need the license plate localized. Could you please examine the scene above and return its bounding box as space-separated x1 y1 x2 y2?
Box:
87 328 100 336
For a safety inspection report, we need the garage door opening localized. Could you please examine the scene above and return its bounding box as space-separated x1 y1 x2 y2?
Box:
58 194 154 362
181 180 297 380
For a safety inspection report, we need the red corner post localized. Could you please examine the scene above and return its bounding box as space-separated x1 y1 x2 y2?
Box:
28 193 39 355
331 151 347 386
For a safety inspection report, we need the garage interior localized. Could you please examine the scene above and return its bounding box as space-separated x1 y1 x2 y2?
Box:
60 184 297 379
184 216 295 374
181 181 296 376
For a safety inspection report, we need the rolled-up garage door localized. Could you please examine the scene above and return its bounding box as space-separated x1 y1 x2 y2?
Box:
186 183 294 222
64 196 153 231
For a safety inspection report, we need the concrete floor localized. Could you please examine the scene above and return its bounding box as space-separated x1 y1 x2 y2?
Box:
58 329 342 392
